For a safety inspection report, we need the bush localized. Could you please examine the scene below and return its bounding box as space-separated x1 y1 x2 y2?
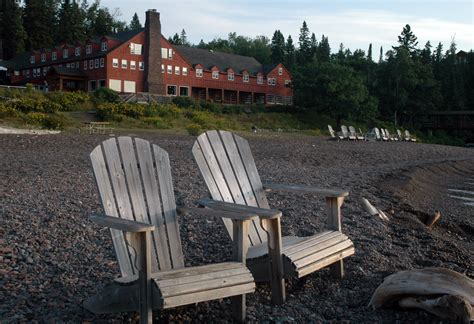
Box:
186 123 203 136
93 88 119 104
96 102 145 120
7 97 61 113
24 112 65 129
46 91 90 111
142 116 171 129
199 100 222 113
172 96 195 109
0 102 20 118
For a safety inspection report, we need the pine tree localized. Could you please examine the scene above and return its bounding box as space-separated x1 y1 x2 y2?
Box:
316 35 330 63
23 0 57 49
393 24 419 56
270 30 285 64
129 12 142 30
310 33 317 59
284 35 295 69
433 42 443 64
57 0 86 43
298 21 311 63
1 0 27 59
367 43 373 62
379 46 383 63
420 41 432 65
180 29 190 46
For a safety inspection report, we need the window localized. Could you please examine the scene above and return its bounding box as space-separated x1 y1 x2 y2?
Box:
43 67 48 76
284 79 291 85
130 60 136 70
41 54 46 62
99 80 106 88
52 52 57 60
167 85 177 96
243 74 249 82
26 70 30 78
89 80 97 91
86 44 92 54
30 56 35 64
101 41 107 51
182 67 188 76
95 58 99 68
179 86 189 96
161 48 167 59
212 71 219 79
161 64 165 73
33 69 37 77
278 67 283 75
228 72 234 81
167 65 172 74
76 62 79 68
63 49 69 58
139 61 144 70
257 75 263 84
66 63 71 68
84 61 88 70
112 58 119 68
267 78 276 86
130 43 143 55
100 58 104 67
175 66 180 75
168 48 173 59
75 47 81 56
89 60 94 69
121 59 127 69
196 68 203 77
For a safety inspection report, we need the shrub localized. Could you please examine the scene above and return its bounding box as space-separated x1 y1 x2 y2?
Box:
46 91 90 111
7 97 61 113
142 116 170 129
93 88 119 104
199 100 222 113
24 112 65 129
186 123 203 136
172 96 195 109
0 102 20 118
96 102 145 120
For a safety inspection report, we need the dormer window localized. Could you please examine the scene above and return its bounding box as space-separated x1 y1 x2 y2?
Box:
278 67 283 75
243 73 249 82
41 53 46 62
228 72 234 81
63 49 69 58
196 68 203 77
86 44 92 54
30 56 35 64
212 70 219 79
267 78 276 86
75 47 81 56
101 41 107 51
257 75 263 84
52 52 57 60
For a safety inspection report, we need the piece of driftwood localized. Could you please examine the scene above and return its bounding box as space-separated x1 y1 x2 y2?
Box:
424 210 441 228
361 198 389 221
370 268 474 323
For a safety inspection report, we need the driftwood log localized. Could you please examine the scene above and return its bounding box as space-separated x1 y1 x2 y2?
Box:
361 198 389 221
370 268 474 323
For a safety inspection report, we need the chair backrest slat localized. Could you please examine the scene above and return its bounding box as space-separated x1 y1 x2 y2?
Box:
193 131 269 246
90 137 184 278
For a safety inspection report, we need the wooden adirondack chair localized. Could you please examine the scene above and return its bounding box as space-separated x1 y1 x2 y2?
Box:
340 125 352 140
405 130 417 142
84 137 257 323
192 130 355 304
349 126 365 140
328 125 343 140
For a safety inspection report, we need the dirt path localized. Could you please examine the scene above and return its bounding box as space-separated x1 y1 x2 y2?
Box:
1 131 473 322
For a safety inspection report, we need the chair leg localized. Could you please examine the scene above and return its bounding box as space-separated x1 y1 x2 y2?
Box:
330 260 344 279
231 295 246 323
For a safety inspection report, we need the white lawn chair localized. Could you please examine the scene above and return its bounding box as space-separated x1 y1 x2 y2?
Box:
340 125 353 140
328 125 344 141
349 126 365 140
405 130 417 142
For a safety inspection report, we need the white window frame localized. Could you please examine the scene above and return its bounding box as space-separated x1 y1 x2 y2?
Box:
267 77 276 86
139 61 144 71
30 56 35 64
43 67 48 76
101 41 107 51
130 60 136 70
168 48 173 59
26 70 30 78
182 67 188 76
86 44 92 54
167 84 177 96
278 67 283 75
95 58 99 68
89 60 94 69
212 70 219 79
167 65 172 74
52 52 57 61
196 68 203 77
100 58 104 67
75 47 81 56
243 74 249 82
175 66 180 75
112 58 119 68
41 54 46 62
228 72 234 81
257 75 263 84
63 49 69 58
161 48 168 59
76 62 80 68
284 79 291 85
121 59 128 69
33 69 37 77
161 64 165 73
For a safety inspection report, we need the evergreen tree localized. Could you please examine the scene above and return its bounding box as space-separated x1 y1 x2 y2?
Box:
335 43 345 62
168 33 181 45
57 0 86 43
310 33 317 59
270 30 285 64
420 41 432 65
433 42 444 64
297 21 311 63
197 39 206 48
23 0 57 49
379 46 383 63
367 43 373 62
393 24 419 56
86 1 124 36
284 35 295 69
129 12 142 30
180 29 190 46
0 0 27 59
316 35 330 63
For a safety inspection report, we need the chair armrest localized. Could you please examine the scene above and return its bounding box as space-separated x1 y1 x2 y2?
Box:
177 206 257 221
263 183 349 198
197 198 282 219
90 213 155 232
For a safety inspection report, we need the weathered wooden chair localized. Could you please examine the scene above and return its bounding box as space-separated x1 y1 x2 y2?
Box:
192 130 355 304
405 130 417 142
349 126 365 140
327 125 343 140
340 125 352 140
84 137 257 323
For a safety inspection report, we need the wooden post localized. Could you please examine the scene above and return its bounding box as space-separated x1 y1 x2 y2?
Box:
326 197 345 279
231 219 249 322
205 88 209 101
261 218 285 305
137 231 153 324
59 77 63 91
221 89 224 103
237 90 240 104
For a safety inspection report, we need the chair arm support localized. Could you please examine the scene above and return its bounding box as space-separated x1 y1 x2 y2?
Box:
90 213 155 233
177 206 257 221
197 198 282 219
263 183 349 198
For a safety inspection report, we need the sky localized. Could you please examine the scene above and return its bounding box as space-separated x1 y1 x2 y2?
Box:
102 0 473 59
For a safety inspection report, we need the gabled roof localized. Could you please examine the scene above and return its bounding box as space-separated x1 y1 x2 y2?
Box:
263 63 278 74
106 28 144 42
174 45 263 75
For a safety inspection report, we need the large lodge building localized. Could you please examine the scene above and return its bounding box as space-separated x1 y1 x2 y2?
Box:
0 10 293 105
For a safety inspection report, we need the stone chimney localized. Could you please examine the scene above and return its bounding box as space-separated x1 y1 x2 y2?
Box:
144 9 163 94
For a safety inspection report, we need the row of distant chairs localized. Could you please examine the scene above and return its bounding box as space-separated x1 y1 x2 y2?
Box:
328 125 417 142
